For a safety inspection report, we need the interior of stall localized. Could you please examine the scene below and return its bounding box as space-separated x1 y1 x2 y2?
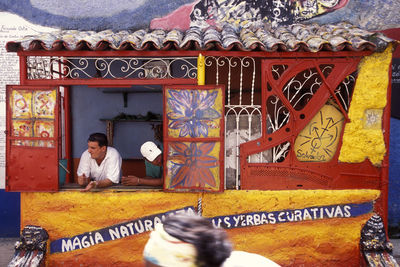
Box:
68 85 163 186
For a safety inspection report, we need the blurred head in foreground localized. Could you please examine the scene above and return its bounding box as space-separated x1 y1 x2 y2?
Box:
143 214 232 267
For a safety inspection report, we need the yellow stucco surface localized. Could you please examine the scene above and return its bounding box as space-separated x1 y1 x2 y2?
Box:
339 45 393 165
21 189 380 266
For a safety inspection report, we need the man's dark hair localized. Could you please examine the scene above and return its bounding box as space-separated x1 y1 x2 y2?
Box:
88 133 108 147
163 214 232 267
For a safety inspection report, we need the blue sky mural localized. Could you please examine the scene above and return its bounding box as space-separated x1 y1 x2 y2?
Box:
0 0 399 31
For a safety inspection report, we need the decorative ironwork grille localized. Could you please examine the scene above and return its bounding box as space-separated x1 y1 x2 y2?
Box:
205 56 260 189
27 56 58 79
282 67 323 111
27 57 197 80
333 71 357 112
250 64 357 163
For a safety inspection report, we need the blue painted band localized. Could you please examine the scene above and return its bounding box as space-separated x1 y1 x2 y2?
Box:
50 202 373 254
50 206 196 254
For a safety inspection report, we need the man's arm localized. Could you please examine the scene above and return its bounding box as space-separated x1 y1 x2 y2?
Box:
77 150 91 185
121 175 163 186
77 174 90 186
81 178 114 192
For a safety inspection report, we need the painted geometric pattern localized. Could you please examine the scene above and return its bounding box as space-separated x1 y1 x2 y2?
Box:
166 89 222 138
294 103 344 162
10 89 56 147
33 90 57 118
165 141 220 191
11 90 32 119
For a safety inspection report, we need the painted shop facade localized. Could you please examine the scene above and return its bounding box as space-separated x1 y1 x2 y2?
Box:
5 23 397 266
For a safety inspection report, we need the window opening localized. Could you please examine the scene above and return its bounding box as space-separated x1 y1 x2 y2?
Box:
67 84 163 190
18 55 361 192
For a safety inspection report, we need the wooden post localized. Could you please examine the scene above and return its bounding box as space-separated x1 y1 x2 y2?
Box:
197 53 205 85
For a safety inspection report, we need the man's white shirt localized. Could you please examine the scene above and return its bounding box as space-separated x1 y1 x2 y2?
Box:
77 146 122 183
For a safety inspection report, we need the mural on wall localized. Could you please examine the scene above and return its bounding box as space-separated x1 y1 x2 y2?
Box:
152 0 350 30
1 0 399 31
0 0 193 31
20 190 380 266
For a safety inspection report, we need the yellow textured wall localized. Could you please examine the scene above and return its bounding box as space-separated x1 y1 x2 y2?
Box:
339 45 393 165
21 189 380 266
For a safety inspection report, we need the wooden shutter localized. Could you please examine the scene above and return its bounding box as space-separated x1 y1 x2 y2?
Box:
6 85 59 191
163 85 225 192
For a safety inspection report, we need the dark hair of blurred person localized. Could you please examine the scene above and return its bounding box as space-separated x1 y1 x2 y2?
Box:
143 214 232 267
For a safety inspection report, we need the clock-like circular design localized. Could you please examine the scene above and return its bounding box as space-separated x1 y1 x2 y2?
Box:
294 104 344 162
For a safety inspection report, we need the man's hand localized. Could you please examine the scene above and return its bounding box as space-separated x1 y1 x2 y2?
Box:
121 175 140 186
81 181 96 192
78 174 90 186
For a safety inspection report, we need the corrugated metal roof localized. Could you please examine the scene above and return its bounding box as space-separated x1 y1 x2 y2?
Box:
6 22 393 53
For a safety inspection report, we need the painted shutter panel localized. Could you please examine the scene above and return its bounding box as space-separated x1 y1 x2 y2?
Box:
163 85 225 192
6 85 59 191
